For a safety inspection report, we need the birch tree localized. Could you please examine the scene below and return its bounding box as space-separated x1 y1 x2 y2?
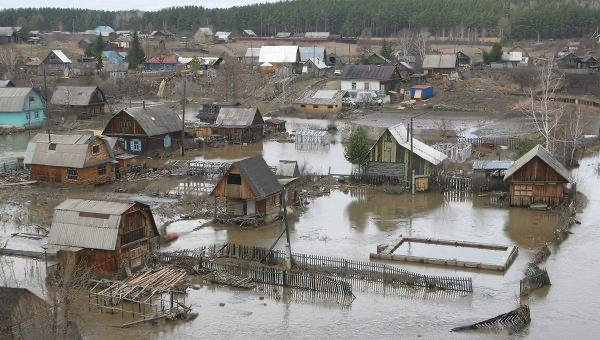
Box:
0 47 20 78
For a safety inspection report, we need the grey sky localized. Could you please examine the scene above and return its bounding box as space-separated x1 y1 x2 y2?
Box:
1 0 278 11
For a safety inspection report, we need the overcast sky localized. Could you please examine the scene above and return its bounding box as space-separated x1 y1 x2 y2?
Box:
1 0 279 11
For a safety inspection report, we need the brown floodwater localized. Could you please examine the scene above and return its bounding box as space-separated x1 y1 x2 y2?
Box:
1 115 600 338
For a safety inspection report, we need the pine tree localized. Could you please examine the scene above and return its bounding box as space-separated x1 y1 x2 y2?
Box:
483 43 503 63
344 127 370 165
380 39 393 60
127 31 145 70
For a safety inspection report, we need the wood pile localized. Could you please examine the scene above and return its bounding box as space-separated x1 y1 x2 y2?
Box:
96 267 188 303
202 271 256 289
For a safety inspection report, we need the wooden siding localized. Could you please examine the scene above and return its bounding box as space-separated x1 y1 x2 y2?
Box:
212 166 256 200
215 126 263 143
29 163 115 184
103 111 146 135
368 129 432 179
507 156 567 207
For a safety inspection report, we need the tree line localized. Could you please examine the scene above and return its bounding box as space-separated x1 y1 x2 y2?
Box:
1 0 599 40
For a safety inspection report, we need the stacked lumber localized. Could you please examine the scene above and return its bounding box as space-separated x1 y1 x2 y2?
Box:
98 267 188 302
202 271 256 289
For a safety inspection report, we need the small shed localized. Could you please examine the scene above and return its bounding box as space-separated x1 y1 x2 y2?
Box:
265 118 286 133
503 145 571 207
47 199 160 275
0 87 46 128
211 156 283 219
212 107 264 143
410 85 433 100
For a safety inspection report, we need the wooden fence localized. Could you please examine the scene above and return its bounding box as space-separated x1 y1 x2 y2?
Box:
216 244 473 292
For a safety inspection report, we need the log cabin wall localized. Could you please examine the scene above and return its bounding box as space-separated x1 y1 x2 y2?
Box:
508 157 567 207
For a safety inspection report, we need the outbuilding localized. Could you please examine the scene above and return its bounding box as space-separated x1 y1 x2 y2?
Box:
410 85 433 100
40 50 72 76
212 107 264 143
50 86 107 116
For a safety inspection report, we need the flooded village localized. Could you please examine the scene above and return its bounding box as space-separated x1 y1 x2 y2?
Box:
1 1 600 339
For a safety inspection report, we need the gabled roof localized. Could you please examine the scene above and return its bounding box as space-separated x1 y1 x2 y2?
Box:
24 134 114 168
48 199 148 251
275 32 291 38
0 87 39 112
112 105 183 136
306 57 329 70
233 156 282 200
145 55 178 64
259 46 299 63
0 80 15 87
245 47 261 58
503 144 570 182
342 65 399 81
277 160 300 178
372 124 448 166
47 50 72 63
102 50 125 64
50 86 105 106
422 54 457 69
0 287 47 327
294 90 346 105
215 107 263 127
299 47 326 62
243 29 256 36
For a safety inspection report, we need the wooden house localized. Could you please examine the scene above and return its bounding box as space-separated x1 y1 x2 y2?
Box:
422 54 458 75
144 55 178 71
197 100 240 122
24 133 116 184
366 124 447 189
212 107 264 143
555 53 582 69
293 90 346 113
265 118 286 134
50 86 107 116
47 199 159 275
0 87 46 128
365 52 392 65
102 104 183 155
0 287 58 339
211 156 283 219
340 65 402 102
503 145 571 207
40 50 71 76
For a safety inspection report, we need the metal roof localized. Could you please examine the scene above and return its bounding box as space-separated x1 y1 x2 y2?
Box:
472 160 513 170
259 46 299 63
275 32 291 38
503 144 571 182
422 54 458 69
295 90 345 105
116 105 183 136
276 160 300 178
342 65 398 81
0 87 36 112
245 47 261 58
0 26 20 37
103 63 129 72
234 156 283 200
0 80 15 87
48 199 136 250
305 32 330 39
382 124 448 166
306 57 329 70
299 47 326 62
24 134 114 168
215 107 263 127
243 29 256 36
102 50 125 64
50 50 72 63
50 86 105 106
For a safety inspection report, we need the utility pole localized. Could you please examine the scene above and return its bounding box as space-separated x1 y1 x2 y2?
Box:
281 192 292 270
410 117 415 194
181 76 186 157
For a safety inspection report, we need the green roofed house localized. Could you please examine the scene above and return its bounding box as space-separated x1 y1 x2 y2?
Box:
0 87 46 128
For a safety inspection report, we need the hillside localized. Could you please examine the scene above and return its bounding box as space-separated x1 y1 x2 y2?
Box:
1 0 600 40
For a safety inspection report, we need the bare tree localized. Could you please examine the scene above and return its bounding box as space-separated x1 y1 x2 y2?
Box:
413 32 429 68
557 108 586 165
395 29 413 58
0 47 20 78
526 60 564 154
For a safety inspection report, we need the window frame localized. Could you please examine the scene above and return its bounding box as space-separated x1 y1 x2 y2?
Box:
67 168 78 180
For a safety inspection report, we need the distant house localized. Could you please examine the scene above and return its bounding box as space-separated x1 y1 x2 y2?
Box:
365 52 392 65
0 87 46 128
275 32 292 39
581 56 599 69
102 50 125 64
293 90 346 113
108 36 131 50
555 53 582 69
102 104 183 155
25 133 116 184
210 156 283 219
504 144 571 207
394 54 417 68
215 31 232 43
367 123 447 190
144 55 178 71
47 199 159 275
40 50 72 76
456 51 471 66
0 287 58 339
305 32 330 40
102 63 129 79
302 58 331 76
341 65 402 101
194 27 214 43
277 160 300 178
501 51 530 67
265 118 286 133
258 46 300 72
422 54 458 75
0 80 15 87
150 30 174 39
197 100 241 122
0 26 21 44
299 47 327 63
86 25 115 37
241 29 257 37
212 107 264 143
244 47 261 64
50 86 107 116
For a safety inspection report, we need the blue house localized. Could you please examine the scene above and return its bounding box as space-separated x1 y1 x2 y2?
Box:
0 88 46 128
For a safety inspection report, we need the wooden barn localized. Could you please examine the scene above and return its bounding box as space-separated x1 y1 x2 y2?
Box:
210 156 283 220
50 86 107 116
102 104 183 155
504 145 571 207
213 107 264 143
366 123 447 189
47 199 160 276
24 133 116 184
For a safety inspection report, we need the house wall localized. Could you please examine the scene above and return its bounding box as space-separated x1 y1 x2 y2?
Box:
216 126 263 143
293 99 342 113
103 112 181 154
30 163 116 184
507 156 567 206
117 204 159 270
0 90 46 128
341 80 383 92
145 63 176 71
368 129 432 179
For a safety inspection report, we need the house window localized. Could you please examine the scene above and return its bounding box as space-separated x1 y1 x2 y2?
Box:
48 143 57 150
118 138 127 151
97 163 106 175
301 104 306 108
313 105 319 108
121 120 131 130
34 112 40 119
67 168 78 180
92 144 100 155
351 82 357 90
364 82 370 90
514 184 533 196
130 139 141 152
163 134 172 148
328 105 333 109
25 112 30 120
227 173 242 185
